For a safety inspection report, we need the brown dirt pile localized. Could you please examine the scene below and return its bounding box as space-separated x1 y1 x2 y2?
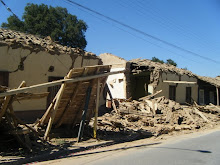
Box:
95 96 220 137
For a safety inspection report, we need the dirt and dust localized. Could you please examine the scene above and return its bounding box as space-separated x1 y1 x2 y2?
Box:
1 96 220 164
93 96 220 139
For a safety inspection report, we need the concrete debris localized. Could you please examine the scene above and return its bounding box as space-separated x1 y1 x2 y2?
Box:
95 96 220 137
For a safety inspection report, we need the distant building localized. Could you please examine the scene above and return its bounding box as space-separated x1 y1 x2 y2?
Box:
100 53 220 105
197 76 220 105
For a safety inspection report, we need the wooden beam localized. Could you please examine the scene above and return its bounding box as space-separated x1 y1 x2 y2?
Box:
43 70 74 140
163 80 196 84
37 95 57 126
0 70 125 97
93 78 100 139
193 107 209 123
55 82 81 128
0 81 27 122
77 87 92 142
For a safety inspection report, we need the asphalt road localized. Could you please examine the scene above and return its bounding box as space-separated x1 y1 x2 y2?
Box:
46 130 220 165
85 131 220 165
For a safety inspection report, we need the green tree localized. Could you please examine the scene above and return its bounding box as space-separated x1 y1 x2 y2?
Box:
151 57 164 64
1 3 87 49
1 16 24 31
151 57 178 67
166 59 177 67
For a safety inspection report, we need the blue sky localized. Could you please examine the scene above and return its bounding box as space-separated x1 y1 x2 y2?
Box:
0 0 220 77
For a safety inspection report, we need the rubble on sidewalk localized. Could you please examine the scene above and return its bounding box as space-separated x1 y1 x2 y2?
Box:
94 94 220 138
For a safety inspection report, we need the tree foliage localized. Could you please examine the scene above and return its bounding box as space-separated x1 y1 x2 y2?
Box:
1 3 88 49
151 57 177 67
166 59 177 67
151 57 164 64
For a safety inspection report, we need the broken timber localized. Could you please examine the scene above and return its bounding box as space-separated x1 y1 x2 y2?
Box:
0 81 49 150
37 65 121 140
0 65 124 97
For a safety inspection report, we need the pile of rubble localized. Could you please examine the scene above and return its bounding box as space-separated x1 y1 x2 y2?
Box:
95 96 220 138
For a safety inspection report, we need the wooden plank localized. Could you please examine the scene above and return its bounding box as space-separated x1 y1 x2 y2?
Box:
0 70 124 97
106 84 118 113
193 107 209 123
43 70 73 140
93 78 100 139
70 68 98 127
55 68 90 126
37 95 57 126
0 96 12 120
163 80 196 84
1 81 27 122
77 87 92 142
55 82 82 127
139 90 162 101
44 90 62 140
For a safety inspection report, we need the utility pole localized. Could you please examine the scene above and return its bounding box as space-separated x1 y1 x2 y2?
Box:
0 0 19 19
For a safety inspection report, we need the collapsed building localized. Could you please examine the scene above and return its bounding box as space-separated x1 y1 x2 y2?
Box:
0 29 121 149
0 30 219 154
96 53 220 141
0 28 101 121
99 53 220 106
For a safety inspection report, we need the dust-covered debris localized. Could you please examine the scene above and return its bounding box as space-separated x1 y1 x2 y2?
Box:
94 96 220 138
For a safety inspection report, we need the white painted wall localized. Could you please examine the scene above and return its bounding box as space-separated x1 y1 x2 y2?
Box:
107 68 126 99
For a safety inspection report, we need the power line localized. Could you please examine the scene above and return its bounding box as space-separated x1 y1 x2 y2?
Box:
116 0 220 58
135 0 220 55
64 0 219 64
0 0 19 18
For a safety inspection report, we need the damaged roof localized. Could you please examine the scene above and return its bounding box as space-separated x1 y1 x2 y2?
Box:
197 76 220 88
0 28 97 58
130 58 195 77
130 58 220 88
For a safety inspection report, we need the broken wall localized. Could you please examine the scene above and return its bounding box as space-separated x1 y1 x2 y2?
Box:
130 71 151 100
0 46 100 114
99 53 130 101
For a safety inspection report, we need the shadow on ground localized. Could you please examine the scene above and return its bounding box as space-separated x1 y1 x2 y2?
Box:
0 126 154 165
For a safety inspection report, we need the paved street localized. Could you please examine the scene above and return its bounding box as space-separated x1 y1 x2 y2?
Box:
53 130 220 165
91 131 220 165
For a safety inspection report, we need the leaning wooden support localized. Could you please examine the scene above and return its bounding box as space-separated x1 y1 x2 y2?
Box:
44 88 64 140
93 78 100 139
77 87 92 142
0 81 26 121
38 94 58 126
43 70 74 140
55 82 81 128
106 84 118 113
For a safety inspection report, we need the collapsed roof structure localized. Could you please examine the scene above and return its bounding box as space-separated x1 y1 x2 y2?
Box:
0 28 102 121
